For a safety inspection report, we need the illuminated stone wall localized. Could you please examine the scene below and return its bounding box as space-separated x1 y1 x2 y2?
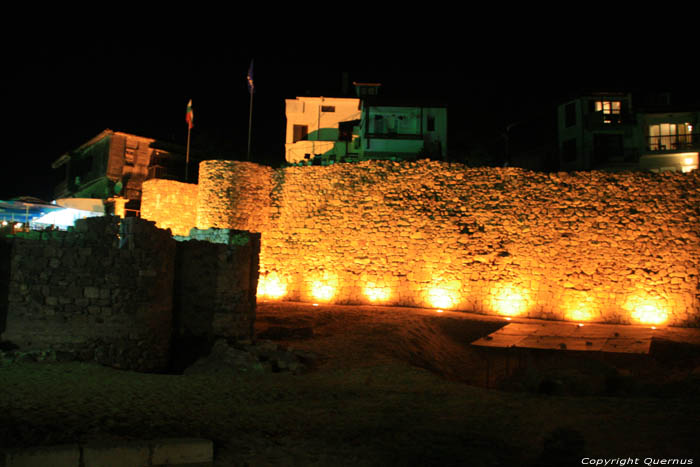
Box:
196 161 275 233
189 160 700 327
141 179 198 236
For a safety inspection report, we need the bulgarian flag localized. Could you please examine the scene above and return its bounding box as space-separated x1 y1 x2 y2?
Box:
186 99 194 129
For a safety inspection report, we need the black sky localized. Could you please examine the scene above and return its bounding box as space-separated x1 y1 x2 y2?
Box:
2 32 697 201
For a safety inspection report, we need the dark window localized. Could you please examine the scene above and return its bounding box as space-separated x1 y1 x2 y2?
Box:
293 125 308 143
374 115 384 133
427 116 435 132
338 121 356 142
321 105 335 112
564 102 577 127
561 139 577 162
71 156 93 185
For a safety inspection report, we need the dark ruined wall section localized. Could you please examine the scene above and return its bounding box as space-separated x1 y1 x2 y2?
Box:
174 230 260 344
1 217 175 372
0 239 10 334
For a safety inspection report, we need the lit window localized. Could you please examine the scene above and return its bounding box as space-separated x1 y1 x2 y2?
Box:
594 100 622 123
648 123 693 151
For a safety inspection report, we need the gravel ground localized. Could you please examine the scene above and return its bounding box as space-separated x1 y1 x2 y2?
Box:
2 302 700 466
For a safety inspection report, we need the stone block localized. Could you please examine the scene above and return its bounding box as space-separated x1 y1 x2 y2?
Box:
83 440 150 467
84 287 100 299
150 438 213 466
1 444 80 467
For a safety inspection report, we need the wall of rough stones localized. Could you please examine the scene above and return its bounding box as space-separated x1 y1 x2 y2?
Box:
0 217 260 372
196 161 276 233
141 179 198 236
173 229 260 341
1 217 175 371
0 239 10 334
186 159 700 327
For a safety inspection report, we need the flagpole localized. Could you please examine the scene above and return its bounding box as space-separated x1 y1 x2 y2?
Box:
185 125 191 182
247 90 253 161
185 99 193 182
247 59 254 162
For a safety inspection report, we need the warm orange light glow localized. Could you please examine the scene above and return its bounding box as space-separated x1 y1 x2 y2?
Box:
561 290 598 323
679 152 698 172
257 273 287 300
567 308 594 322
624 295 669 325
363 282 391 303
631 304 668 325
307 271 339 303
490 283 529 317
436 309 444 313
311 281 336 302
427 285 460 309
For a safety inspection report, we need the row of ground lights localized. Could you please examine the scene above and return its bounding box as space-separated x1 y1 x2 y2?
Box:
257 273 671 326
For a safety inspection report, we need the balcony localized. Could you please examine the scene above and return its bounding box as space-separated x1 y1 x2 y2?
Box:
584 111 636 129
366 132 423 140
647 132 699 152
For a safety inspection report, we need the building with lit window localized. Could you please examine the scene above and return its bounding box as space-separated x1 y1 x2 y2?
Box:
556 91 699 172
284 83 448 165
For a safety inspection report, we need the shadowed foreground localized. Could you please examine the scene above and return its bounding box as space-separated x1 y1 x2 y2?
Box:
1 302 699 466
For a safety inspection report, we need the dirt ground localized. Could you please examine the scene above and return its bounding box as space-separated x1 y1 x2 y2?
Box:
2 301 700 466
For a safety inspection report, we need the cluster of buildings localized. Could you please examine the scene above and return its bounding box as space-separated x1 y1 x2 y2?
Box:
2 83 698 231
284 82 448 165
555 91 699 173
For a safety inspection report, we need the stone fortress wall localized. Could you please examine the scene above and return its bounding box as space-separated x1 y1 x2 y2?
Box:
0 217 260 371
141 159 700 327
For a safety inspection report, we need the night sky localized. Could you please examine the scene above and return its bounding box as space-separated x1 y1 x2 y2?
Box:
2 32 696 202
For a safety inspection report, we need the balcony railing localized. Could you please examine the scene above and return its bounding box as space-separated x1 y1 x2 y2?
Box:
366 132 423 140
647 132 698 152
584 112 636 128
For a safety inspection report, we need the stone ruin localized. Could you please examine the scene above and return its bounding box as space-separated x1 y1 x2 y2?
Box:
0 216 261 373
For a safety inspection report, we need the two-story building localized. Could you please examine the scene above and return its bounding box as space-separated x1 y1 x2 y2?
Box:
284 82 448 165
637 103 699 173
284 96 362 164
556 91 699 172
52 129 187 217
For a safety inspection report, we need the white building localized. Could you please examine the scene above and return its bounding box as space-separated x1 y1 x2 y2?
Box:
284 96 361 164
284 83 448 165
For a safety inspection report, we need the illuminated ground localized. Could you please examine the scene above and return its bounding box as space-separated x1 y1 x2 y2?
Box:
1 302 700 465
